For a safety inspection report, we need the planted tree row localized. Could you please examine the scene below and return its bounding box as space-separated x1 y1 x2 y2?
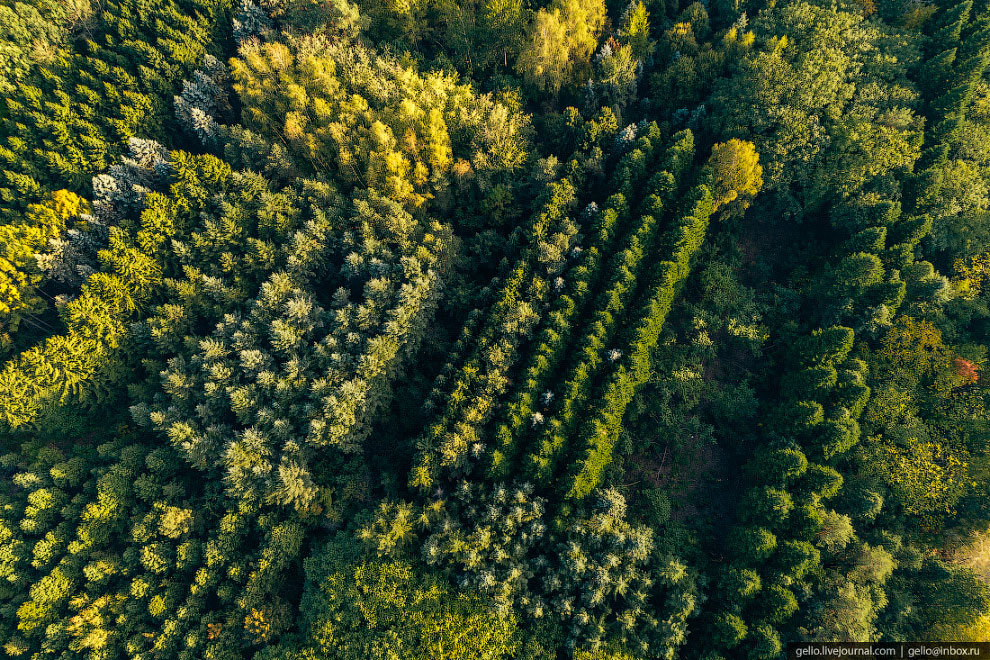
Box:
565 178 718 499
700 327 867 659
408 110 634 490
524 161 684 483
516 137 760 496
691 11 990 647
488 122 677 479
915 0 990 172
409 174 581 489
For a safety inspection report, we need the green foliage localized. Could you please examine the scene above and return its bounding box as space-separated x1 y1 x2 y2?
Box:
272 538 519 660
2 0 990 656
0 190 90 352
710 1 922 213
0 0 234 214
0 1 72 97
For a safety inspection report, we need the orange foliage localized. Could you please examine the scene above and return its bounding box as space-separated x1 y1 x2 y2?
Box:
856 0 876 17
953 357 980 385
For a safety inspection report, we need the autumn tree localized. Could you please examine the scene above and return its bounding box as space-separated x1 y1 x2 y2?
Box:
706 139 764 214
619 1 653 60
516 0 606 94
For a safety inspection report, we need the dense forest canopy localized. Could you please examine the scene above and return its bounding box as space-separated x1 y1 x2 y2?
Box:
1 0 989 656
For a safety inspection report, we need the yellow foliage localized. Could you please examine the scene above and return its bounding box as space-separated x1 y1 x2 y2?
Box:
284 111 306 141
425 107 452 175
573 648 642 660
931 613 990 642
67 594 127 652
516 9 570 93
878 316 947 376
1 190 91 342
244 607 273 644
47 190 90 223
951 527 990 583
0 259 32 317
516 0 605 93
856 0 877 17
562 0 607 63
723 26 756 49
769 35 789 55
879 436 970 520
622 1 653 59
231 38 528 212
707 139 764 213
952 253 990 299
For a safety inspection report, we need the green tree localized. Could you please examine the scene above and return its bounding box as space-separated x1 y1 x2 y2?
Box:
710 2 921 212
274 538 519 660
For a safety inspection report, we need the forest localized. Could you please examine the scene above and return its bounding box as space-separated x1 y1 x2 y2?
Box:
0 0 989 656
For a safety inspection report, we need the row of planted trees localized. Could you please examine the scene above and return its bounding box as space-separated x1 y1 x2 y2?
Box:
386 65 767 650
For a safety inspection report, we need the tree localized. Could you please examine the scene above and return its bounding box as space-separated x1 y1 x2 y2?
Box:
273 538 519 660
951 253 990 299
619 1 653 60
0 1 69 97
478 0 527 69
516 0 606 94
0 190 91 351
593 43 639 110
816 511 855 553
877 316 948 381
709 2 921 212
174 55 232 145
747 624 781 660
876 436 969 518
706 140 764 214
803 541 895 642
230 37 528 209
516 9 571 94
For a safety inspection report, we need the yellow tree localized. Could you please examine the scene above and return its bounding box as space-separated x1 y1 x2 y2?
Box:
516 9 570 94
620 1 653 60
878 436 970 521
706 139 764 214
516 0 606 94
877 316 948 382
952 253 990 299
562 0 606 62
0 190 90 349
